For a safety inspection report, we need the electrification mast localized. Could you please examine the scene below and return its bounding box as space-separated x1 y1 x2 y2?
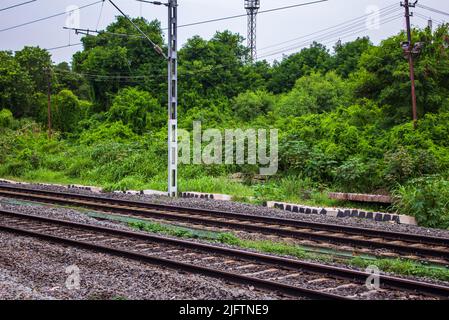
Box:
245 0 260 61
109 0 177 196
167 0 178 197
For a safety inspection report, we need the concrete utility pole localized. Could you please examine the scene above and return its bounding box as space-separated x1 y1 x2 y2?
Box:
245 0 260 61
46 67 52 139
401 0 418 129
167 0 178 197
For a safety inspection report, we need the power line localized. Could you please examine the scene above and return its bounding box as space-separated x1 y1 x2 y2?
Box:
63 0 331 51
65 0 329 44
414 12 444 26
0 0 104 33
258 4 398 52
259 14 402 59
317 14 403 48
258 13 403 60
0 0 36 12
416 4 449 17
108 0 166 58
52 68 152 83
138 0 329 29
264 9 401 53
257 8 401 58
96 0 105 30
46 43 83 51
63 27 146 39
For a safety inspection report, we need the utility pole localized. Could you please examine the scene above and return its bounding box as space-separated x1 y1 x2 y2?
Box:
46 67 52 139
245 0 260 62
167 0 178 197
109 0 177 196
401 0 418 129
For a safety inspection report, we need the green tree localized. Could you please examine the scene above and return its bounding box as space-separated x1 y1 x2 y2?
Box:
0 51 34 117
352 25 449 125
15 46 52 93
333 37 372 77
277 71 352 117
107 87 162 134
54 62 90 100
232 90 275 122
268 42 333 94
52 89 89 133
73 17 166 110
178 31 252 111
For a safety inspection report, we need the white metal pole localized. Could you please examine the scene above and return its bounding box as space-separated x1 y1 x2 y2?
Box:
167 0 178 197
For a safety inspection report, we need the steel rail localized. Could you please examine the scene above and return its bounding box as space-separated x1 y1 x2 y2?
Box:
0 208 448 298
0 209 343 300
0 184 448 260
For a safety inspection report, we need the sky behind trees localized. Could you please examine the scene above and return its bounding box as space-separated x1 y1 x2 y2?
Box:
0 0 447 63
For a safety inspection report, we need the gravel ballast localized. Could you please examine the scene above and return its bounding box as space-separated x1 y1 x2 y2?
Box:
0 231 284 300
1 196 448 290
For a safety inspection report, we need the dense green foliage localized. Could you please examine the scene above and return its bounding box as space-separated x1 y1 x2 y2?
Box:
1 17 449 228
394 176 449 228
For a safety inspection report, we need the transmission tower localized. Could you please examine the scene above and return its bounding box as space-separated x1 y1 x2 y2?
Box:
245 0 260 61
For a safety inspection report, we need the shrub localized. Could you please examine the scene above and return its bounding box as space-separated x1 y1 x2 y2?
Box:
232 90 275 121
0 109 14 129
107 88 160 134
66 157 93 178
383 147 439 187
394 176 449 229
78 122 138 145
277 71 352 117
333 157 374 192
52 89 88 133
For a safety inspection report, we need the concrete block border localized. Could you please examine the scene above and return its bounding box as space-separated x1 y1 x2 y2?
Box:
67 184 103 193
328 192 393 204
266 201 417 225
113 189 169 196
0 179 30 185
181 191 232 201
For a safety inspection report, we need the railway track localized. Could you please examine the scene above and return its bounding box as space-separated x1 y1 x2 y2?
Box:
0 208 448 300
0 184 448 262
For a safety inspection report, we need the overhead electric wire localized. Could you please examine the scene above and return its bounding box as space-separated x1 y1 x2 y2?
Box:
259 14 403 60
67 0 329 38
258 12 403 60
317 14 403 48
416 4 449 18
0 0 36 12
53 68 149 79
163 0 329 29
258 3 398 52
52 67 152 82
45 43 83 51
258 7 402 58
108 0 166 58
96 0 105 30
0 0 104 33
63 27 146 40
414 12 444 26
258 13 403 59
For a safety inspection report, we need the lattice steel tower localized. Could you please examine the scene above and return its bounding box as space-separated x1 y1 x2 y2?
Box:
245 0 260 61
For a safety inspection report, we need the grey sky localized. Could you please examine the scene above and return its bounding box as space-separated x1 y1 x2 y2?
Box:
0 0 447 64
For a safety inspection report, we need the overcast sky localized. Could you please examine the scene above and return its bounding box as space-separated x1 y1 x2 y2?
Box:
0 0 447 64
